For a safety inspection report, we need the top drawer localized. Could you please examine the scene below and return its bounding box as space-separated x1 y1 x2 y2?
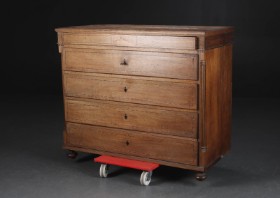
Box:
62 34 197 50
63 48 198 80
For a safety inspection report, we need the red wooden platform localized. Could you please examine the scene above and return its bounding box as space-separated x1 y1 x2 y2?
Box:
94 156 159 172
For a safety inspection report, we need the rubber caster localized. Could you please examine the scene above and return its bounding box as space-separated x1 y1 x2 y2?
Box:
99 164 110 178
140 171 152 186
196 172 207 181
66 150 77 159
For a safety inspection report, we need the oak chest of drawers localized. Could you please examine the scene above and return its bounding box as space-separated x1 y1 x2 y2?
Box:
55 25 233 179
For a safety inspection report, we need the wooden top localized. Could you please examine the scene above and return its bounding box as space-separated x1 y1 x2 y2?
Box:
55 24 234 37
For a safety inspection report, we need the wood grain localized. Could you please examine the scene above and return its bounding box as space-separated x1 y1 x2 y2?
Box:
64 71 198 109
63 48 198 80
199 44 232 167
55 24 234 37
56 25 233 175
56 25 234 50
205 32 233 49
65 98 198 138
64 145 205 171
63 33 197 50
220 44 232 156
61 44 199 55
66 122 198 165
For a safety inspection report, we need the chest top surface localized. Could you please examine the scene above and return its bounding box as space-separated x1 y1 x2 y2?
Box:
55 24 233 36
55 24 234 50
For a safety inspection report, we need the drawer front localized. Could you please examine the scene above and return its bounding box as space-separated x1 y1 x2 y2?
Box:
65 98 198 138
63 48 198 80
64 72 198 109
66 123 198 165
63 34 197 50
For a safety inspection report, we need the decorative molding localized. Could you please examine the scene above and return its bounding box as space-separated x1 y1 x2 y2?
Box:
200 60 207 152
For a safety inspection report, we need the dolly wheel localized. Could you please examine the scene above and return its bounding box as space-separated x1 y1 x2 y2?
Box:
140 171 152 186
99 164 109 178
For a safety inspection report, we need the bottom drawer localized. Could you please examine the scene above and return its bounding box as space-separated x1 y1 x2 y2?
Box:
66 123 198 166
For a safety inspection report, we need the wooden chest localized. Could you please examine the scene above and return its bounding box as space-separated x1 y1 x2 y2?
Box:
55 25 233 179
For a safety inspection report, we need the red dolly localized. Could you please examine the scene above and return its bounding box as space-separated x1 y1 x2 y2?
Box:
94 156 159 186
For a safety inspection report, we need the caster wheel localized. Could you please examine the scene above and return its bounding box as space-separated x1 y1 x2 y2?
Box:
140 171 152 186
99 164 109 178
67 150 77 159
196 172 207 181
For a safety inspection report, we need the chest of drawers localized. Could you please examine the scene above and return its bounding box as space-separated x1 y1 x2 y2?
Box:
55 25 233 179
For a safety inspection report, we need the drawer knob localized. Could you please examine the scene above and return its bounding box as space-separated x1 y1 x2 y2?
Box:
124 86 128 92
126 141 129 146
120 59 128 66
124 114 128 119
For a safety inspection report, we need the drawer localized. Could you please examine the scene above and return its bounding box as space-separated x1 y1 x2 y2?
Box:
65 98 198 138
66 123 198 165
63 48 198 80
63 34 197 50
64 72 198 109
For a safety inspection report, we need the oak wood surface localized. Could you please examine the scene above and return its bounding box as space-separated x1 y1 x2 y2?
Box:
63 34 197 50
63 48 198 80
199 44 232 167
66 122 198 166
60 44 199 55
205 32 233 49
56 24 233 174
55 25 233 50
220 44 232 156
65 98 198 138
55 24 234 37
63 145 204 171
64 71 198 109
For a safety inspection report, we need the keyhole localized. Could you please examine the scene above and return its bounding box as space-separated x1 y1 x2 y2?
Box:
124 86 127 92
126 141 129 146
124 114 128 119
120 58 128 65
